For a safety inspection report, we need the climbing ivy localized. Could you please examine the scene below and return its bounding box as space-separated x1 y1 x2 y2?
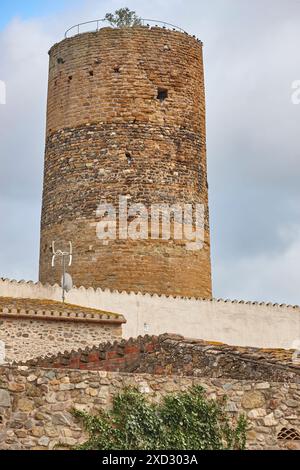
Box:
73 386 247 450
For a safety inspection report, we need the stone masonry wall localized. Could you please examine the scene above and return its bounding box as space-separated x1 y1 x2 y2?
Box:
0 318 121 363
0 365 299 450
39 27 212 298
0 297 124 362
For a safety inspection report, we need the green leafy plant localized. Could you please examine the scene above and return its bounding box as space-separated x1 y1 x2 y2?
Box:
73 386 247 450
105 8 142 28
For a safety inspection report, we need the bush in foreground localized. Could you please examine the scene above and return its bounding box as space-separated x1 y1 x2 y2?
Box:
73 386 247 450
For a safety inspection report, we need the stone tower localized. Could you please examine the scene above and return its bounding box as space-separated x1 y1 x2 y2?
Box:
39 25 212 298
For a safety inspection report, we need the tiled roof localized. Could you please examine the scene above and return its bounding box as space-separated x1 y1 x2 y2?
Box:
164 336 300 369
20 334 300 382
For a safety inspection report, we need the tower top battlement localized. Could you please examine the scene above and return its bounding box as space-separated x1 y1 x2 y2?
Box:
63 17 200 40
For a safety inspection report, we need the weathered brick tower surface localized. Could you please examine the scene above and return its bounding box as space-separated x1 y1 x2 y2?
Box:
39 26 212 298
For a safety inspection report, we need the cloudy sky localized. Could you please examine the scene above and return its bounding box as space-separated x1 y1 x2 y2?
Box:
0 0 299 304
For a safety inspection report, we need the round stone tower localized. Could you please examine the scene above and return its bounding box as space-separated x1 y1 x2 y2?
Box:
39 25 212 298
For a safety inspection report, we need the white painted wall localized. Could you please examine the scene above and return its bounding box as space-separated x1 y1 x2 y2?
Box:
1 279 300 349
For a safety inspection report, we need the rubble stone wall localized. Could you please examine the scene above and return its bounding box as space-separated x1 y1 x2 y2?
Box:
0 365 299 450
0 297 124 362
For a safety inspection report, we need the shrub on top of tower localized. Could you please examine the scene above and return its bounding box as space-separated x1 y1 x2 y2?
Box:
104 7 142 28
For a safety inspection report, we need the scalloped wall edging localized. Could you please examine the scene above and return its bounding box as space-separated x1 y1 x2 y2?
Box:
0 306 125 325
1 277 299 309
